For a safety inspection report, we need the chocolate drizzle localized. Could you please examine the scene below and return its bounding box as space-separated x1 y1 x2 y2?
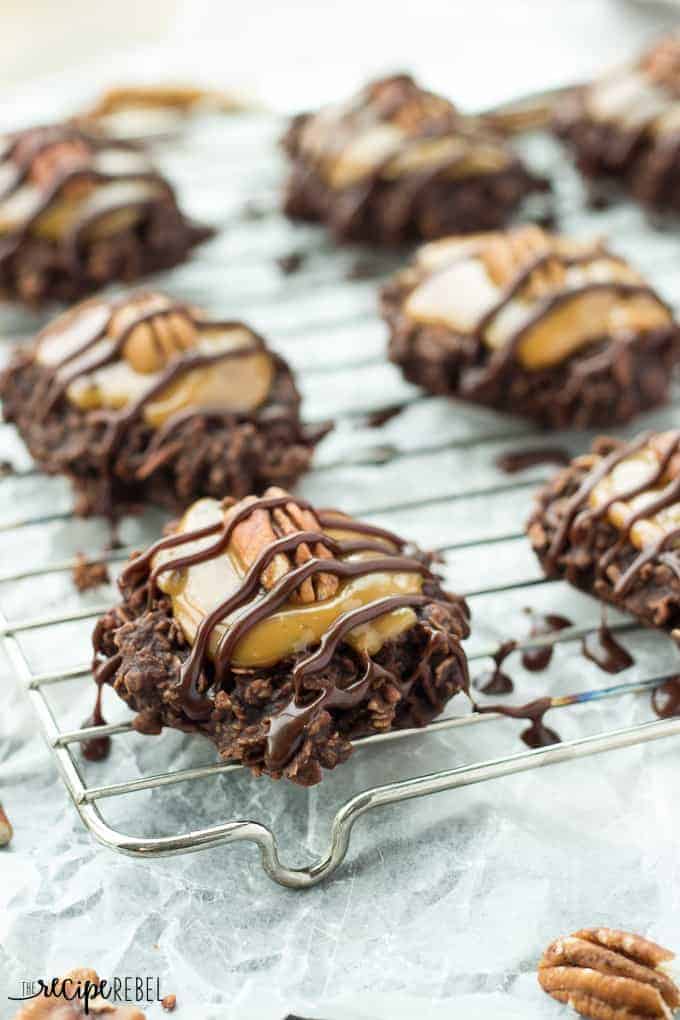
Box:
522 611 572 671
473 640 516 694
495 446 570 475
82 652 120 761
477 696 561 749
582 615 634 674
545 431 680 598
110 493 469 769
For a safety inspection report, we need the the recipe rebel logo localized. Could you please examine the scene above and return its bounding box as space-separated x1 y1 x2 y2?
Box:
8 975 165 1014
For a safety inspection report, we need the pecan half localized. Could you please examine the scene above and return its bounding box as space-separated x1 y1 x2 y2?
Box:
481 225 566 300
228 487 339 604
641 35 680 97
538 928 680 1019
110 293 199 374
0 801 12 846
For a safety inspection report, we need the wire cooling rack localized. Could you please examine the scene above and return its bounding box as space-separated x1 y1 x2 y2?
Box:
1 102 680 889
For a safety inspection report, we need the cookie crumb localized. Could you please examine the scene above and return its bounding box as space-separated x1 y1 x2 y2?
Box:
72 553 110 592
276 251 305 275
161 995 176 1012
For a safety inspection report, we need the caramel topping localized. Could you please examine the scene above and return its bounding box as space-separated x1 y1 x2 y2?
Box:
153 497 423 669
589 432 680 550
403 228 672 370
35 295 274 427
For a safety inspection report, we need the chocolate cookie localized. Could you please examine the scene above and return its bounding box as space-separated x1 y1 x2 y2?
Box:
0 291 325 518
555 32 680 213
92 488 470 786
528 431 680 641
283 73 546 246
383 225 679 429
0 122 210 305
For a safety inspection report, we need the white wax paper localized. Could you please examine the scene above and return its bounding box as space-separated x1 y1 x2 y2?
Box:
2 6 680 1018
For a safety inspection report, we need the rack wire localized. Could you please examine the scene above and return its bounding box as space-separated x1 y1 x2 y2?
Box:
1 100 680 888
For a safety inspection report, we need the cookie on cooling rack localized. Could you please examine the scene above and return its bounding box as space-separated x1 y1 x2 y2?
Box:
74 84 245 143
0 122 211 306
91 488 470 786
555 31 680 213
0 291 326 518
282 73 547 246
528 431 680 641
382 225 680 429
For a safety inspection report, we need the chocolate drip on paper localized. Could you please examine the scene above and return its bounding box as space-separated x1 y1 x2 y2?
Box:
582 613 634 674
495 446 570 475
0 125 172 266
477 696 561 749
522 611 572 671
473 639 516 694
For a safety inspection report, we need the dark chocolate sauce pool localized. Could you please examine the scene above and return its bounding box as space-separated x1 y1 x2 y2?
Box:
276 251 305 275
365 402 409 428
521 610 572 671
495 446 570 475
478 696 561 749
581 620 634 674
473 640 517 695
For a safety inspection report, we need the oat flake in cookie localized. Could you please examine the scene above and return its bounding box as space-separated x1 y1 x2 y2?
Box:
282 73 546 246
0 292 325 519
92 488 470 786
528 431 680 641
383 225 679 429
555 31 680 215
0 122 211 306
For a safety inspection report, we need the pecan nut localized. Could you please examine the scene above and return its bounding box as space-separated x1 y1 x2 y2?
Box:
0 801 12 846
110 293 199 374
228 487 339 604
538 927 680 1019
29 139 92 192
481 225 566 299
641 35 680 97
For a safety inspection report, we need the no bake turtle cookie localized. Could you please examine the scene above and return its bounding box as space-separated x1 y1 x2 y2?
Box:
0 122 210 305
383 225 679 428
283 73 546 246
92 488 470 785
0 291 325 517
